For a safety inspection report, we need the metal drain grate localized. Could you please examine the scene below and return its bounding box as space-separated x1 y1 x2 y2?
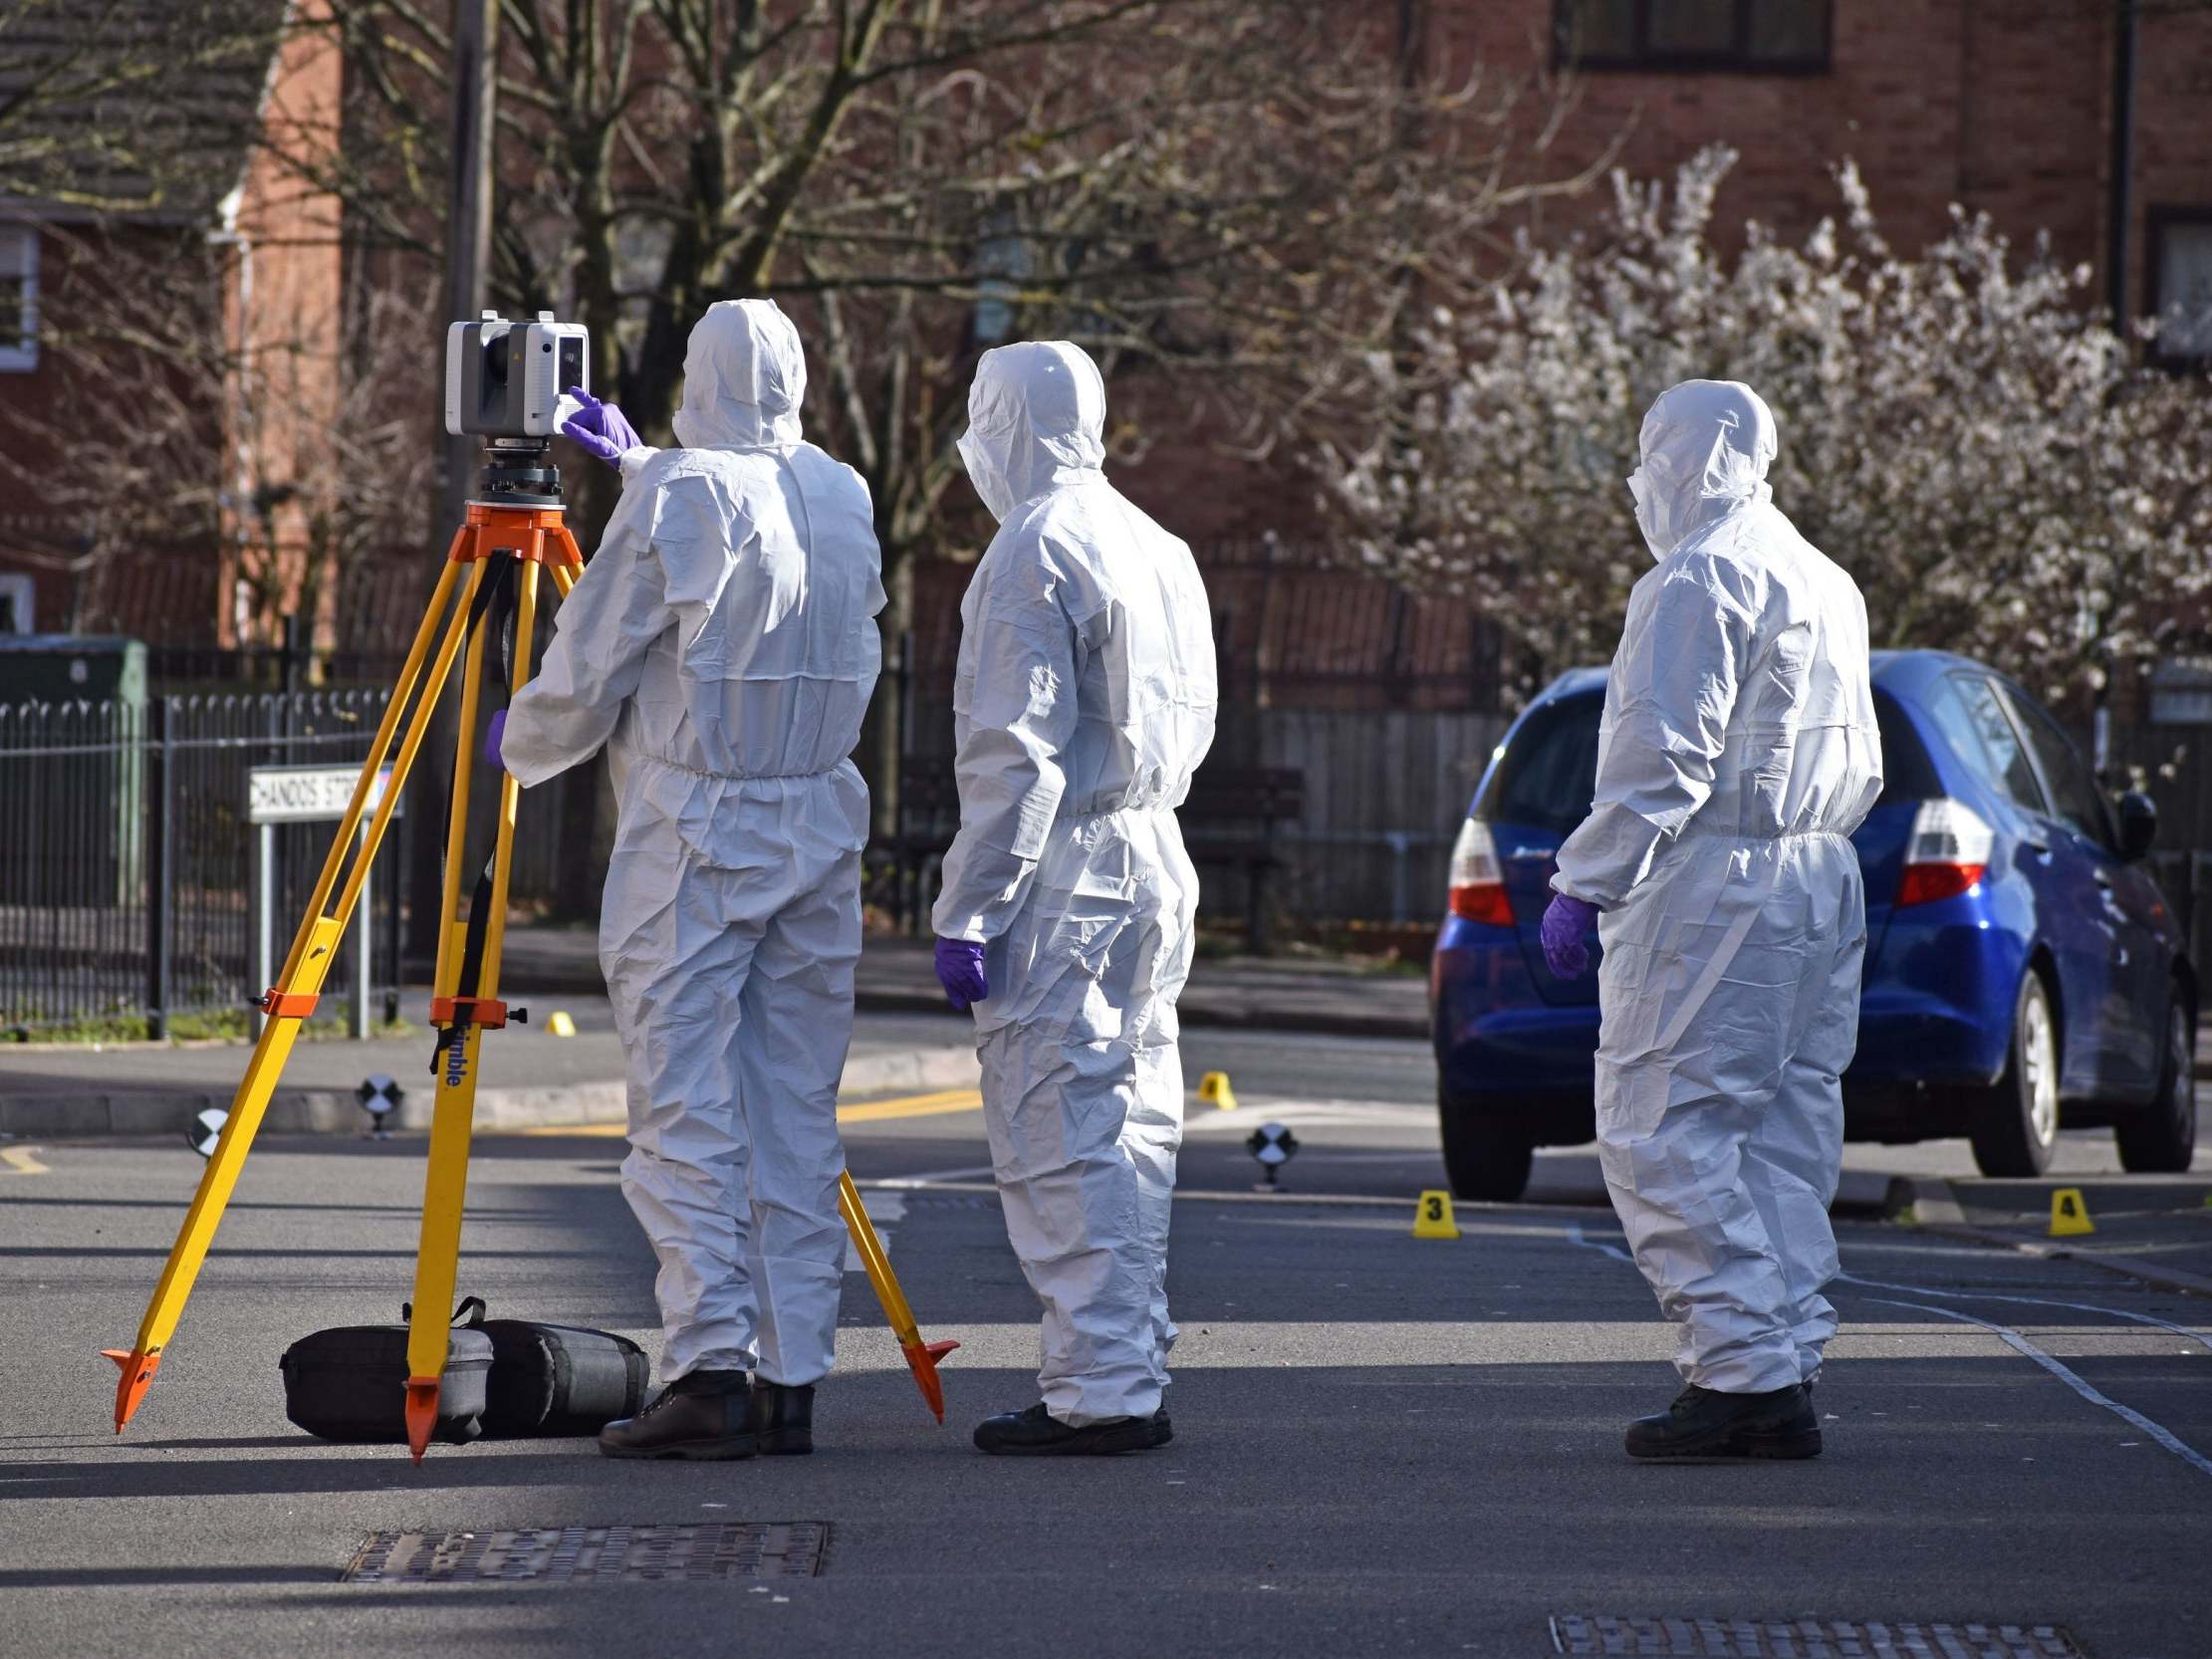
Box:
1549 1617 2087 1658
342 1524 827 1584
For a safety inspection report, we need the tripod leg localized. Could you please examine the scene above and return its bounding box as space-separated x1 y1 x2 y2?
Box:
104 556 488 1432
839 1172 959 1423
403 557 546 1461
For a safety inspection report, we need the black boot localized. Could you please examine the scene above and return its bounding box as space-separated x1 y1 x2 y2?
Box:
1625 1383 1821 1461
599 1369 756 1461
746 1379 815 1456
973 1402 1161 1456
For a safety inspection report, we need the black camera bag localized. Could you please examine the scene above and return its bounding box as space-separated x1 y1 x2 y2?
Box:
478 1317 648 1436
278 1298 645 1444
278 1301 492 1445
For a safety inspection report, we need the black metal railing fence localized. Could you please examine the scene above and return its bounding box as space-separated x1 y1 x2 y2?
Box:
0 690 402 1036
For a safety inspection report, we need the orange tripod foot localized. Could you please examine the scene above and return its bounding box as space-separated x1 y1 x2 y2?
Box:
403 1377 441 1464
103 1348 161 1433
900 1338 961 1424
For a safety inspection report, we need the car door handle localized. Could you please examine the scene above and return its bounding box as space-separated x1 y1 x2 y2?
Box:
2020 839 2052 862
2092 871 2114 891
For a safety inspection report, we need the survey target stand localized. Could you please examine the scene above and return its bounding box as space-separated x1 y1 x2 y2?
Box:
102 427 960 1461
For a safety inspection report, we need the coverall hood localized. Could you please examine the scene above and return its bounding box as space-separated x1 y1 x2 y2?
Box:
672 299 806 449
1627 378 1778 561
957 340 1107 521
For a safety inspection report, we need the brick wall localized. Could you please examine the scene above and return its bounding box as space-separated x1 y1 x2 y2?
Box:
1110 0 2209 561
1426 0 2203 292
0 1 345 645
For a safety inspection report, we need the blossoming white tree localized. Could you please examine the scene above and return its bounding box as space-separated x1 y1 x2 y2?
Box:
1326 146 2212 708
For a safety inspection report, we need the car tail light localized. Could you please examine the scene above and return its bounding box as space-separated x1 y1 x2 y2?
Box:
1897 798 1994 907
1447 818 1514 925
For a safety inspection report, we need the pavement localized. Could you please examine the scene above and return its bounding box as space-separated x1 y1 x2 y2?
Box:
4 1030 2210 1659
508 923 1436 1039
0 999 980 1137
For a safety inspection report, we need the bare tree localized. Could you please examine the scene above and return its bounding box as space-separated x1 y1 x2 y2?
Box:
0 223 436 651
289 2 1595 847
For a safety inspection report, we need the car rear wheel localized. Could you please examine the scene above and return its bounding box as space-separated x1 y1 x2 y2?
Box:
1438 1094 1535 1202
2115 999 2197 1174
1969 972 2061 1178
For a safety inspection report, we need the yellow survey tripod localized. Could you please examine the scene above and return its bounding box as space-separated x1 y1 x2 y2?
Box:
106 437 956 1461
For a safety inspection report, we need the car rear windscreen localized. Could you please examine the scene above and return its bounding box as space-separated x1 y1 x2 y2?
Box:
1475 693 1600 834
1475 685 1935 832
1872 688 1939 805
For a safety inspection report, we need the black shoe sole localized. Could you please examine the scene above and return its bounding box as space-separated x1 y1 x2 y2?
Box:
1627 1426 1823 1462
754 1431 813 1456
598 1437 758 1461
975 1419 1163 1457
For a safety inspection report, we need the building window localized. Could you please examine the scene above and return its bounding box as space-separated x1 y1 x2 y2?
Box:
1556 0 1833 73
2146 208 2212 368
0 574 32 634
0 225 37 372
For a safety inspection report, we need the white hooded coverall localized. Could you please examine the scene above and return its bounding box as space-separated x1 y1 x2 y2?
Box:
1552 379 1882 1395
934 342 1219 1427
502 299 885 1386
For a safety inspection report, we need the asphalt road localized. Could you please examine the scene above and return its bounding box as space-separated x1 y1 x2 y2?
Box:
5 1020 2210 1658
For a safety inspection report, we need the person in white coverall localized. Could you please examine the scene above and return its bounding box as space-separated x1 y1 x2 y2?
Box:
1539 379 1881 1462
495 299 884 1462
930 341 1218 1456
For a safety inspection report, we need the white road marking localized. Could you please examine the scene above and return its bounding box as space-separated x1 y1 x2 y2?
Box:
870 1164 997 1188
1566 1216 2212 1482
1838 1270 2212 1353
0 1146 49 1175
843 1190 905 1275
1564 1217 1635 1265
1864 1297 2212 1482
1182 1099 1438 1135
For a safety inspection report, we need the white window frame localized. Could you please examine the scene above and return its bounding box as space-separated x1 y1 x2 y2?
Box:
0 224 38 372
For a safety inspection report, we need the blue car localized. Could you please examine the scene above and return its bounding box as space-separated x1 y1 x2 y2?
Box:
1429 650 2198 1200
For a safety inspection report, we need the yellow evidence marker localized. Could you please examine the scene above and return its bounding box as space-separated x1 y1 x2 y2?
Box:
2048 1187 2095 1238
544 1010 577 1037
1412 1189 1461 1240
1197 1070 1239 1111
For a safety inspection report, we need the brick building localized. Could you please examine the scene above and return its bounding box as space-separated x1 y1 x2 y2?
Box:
1118 0 2210 559
1470 0 2211 339
0 0 344 642
3 2 2204 666
1045 0 2210 723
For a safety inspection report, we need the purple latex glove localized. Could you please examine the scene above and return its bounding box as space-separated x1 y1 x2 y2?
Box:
933 937 988 1012
1540 893 1598 980
558 385 642 469
483 708 506 774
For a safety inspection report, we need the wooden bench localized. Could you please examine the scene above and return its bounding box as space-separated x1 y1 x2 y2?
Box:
881 759 1306 950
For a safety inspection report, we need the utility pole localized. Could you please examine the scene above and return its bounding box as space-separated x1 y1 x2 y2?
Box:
439 0 498 543
408 0 499 966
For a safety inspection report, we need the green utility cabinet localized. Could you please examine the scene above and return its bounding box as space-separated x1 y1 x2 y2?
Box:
0 635 149 906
